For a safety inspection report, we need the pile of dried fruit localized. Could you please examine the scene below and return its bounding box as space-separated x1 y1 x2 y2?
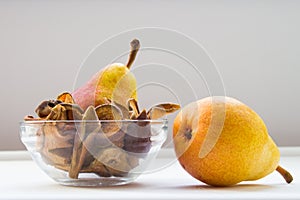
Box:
25 92 180 178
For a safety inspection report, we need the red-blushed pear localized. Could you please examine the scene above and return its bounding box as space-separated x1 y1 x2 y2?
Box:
173 96 293 186
72 39 140 111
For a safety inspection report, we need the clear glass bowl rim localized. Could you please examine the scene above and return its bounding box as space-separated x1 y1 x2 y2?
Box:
20 119 167 125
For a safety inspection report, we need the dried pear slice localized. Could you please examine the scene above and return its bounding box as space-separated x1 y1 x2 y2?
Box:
59 103 83 120
112 101 130 119
146 107 166 120
130 112 137 120
147 103 181 119
127 98 140 119
87 130 125 149
81 158 111 177
102 98 130 119
54 164 71 172
96 147 138 177
48 147 73 162
24 115 42 121
123 109 152 154
39 122 74 166
69 106 99 179
35 100 62 118
82 132 110 154
136 109 147 120
45 104 67 120
123 122 152 154
57 92 75 104
95 104 123 120
95 104 123 134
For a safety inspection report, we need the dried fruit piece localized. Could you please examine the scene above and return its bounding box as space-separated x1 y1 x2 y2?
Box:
45 104 67 120
95 104 123 120
136 109 147 120
123 109 152 154
38 122 75 168
59 103 83 120
35 100 62 118
127 98 140 119
43 103 83 121
24 115 42 121
95 104 123 134
57 92 75 104
123 122 152 154
112 101 131 119
100 98 130 119
81 159 111 177
69 106 100 179
96 147 138 177
48 147 73 161
124 104 152 154
147 103 180 119
84 132 112 151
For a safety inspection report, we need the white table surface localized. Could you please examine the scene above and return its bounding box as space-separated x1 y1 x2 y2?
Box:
0 148 299 200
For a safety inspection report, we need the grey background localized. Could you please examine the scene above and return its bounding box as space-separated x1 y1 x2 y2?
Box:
1 0 299 150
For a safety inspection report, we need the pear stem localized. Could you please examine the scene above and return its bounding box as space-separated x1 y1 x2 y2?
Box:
276 165 293 184
126 39 140 69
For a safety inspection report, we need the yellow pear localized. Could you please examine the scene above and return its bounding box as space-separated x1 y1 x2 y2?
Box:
173 96 293 186
72 39 140 110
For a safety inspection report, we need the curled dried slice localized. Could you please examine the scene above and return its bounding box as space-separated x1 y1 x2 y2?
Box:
95 104 123 120
35 100 62 118
69 106 99 179
102 98 130 119
127 98 140 119
59 103 83 120
57 92 75 104
95 104 123 134
147 103 181 119
46 104 67 120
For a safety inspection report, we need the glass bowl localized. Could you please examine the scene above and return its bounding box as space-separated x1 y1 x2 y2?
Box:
20 119 167 186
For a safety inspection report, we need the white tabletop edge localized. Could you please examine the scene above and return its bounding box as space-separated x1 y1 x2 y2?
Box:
0 146 299 161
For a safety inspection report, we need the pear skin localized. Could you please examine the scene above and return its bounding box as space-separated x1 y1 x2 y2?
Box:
173 96 293 186
72 64 137 110
72 39 140 110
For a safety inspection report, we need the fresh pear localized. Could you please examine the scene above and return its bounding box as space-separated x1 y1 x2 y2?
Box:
173 96 293 186
72 39 140 110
